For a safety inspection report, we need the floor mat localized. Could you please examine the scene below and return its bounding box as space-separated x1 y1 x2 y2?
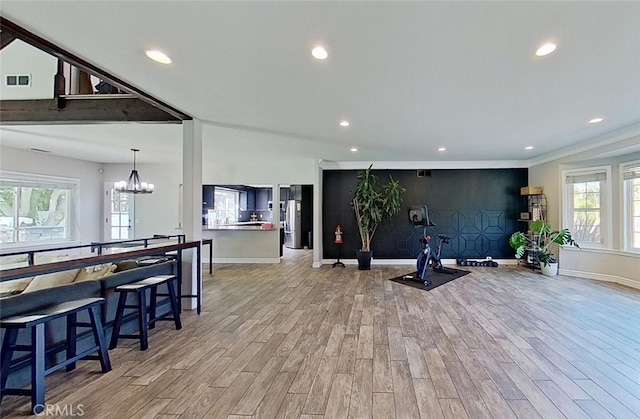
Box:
388 267 470 291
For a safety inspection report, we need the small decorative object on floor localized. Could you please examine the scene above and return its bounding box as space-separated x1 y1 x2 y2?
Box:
332 224 345 268
457 258 499 267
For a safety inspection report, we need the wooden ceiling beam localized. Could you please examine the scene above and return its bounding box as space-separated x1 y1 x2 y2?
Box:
0 28 17 50
0 16 191 122
0 95 182 124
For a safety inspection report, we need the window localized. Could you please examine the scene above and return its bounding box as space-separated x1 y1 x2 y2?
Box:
0 171 77 246
213 187 240 224
563 167 611 248
622 161 640 252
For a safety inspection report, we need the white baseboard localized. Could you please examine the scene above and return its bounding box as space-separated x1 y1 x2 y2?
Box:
560 269 640 290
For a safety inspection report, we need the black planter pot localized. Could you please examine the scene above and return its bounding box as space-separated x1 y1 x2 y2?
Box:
357 250 372 270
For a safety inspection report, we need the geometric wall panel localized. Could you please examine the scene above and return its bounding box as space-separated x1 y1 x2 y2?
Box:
322 168 528 259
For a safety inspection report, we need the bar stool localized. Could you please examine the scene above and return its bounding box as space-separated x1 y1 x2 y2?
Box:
109 275 181 351
0 298 111 414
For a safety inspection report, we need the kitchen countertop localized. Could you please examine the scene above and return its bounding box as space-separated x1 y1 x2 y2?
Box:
204 225 275 231
203 221 281 231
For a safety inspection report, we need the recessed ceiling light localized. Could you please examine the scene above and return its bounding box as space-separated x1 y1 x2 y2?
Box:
438 147 446 152
535 42 557 57
339 120 350 127
525 146 534 150
588 117 603 124
350 147 358 152
311 46 328 60
145 50 171 64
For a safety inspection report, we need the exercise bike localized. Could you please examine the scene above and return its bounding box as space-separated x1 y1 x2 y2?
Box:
404 205 454 286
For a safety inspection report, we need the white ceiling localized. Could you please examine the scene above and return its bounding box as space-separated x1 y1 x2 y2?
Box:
1 1 639 166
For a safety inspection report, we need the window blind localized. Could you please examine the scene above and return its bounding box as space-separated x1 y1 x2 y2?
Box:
0 171 78 189
565 172 607 184
622 163 640 181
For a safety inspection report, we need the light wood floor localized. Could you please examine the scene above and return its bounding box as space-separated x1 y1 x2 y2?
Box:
2 250 640 418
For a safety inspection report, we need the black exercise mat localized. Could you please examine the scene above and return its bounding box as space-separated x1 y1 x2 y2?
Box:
388 267 470 291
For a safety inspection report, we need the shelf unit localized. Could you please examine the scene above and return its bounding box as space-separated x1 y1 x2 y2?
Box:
517 187 547 270
518 187 547 223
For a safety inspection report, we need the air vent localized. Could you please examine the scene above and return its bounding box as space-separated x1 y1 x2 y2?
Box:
417 170 431 177
6 74 31 87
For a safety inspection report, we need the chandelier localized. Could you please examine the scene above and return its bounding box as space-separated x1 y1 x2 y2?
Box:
114 148 154 194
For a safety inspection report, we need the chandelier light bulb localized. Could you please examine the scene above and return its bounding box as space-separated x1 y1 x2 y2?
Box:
115 149 154 194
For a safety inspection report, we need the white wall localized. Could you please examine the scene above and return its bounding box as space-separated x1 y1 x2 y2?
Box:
4 140 639 283
102 162 183 239
202 157 317 185
560 247 639 290
0 148 318 247
0 40 56 100
101 156 318 240
0 146 104 245
529 143 640 289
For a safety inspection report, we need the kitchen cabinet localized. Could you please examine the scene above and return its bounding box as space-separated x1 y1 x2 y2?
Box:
256 188 271 210
202 185 215 209
202 185 215 224
289 185 302 200
280 187 290 202
243 188 256 211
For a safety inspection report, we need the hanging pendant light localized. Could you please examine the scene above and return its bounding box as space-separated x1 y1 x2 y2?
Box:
114 148 154 194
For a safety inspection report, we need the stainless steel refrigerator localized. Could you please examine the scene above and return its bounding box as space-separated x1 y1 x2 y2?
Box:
284 200 302 249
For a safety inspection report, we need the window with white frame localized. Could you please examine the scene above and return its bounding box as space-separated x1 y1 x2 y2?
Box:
563 167 611 248
0 171 78 246
213 187 239 225
622 161 640 252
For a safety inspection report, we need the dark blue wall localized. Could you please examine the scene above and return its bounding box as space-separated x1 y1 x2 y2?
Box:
322 168 528 260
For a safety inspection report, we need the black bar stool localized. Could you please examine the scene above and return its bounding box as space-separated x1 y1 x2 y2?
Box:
109 275 181 351
0 298 111 414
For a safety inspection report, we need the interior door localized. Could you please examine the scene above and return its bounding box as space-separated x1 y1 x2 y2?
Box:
104 183 134 240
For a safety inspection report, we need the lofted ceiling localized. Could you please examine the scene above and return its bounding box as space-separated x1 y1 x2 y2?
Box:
0 1 639 166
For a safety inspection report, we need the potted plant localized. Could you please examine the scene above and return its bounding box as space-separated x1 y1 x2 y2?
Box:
509 219 579 276
351 165 405 270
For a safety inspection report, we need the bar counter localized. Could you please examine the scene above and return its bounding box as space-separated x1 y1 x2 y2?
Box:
202 223 282 263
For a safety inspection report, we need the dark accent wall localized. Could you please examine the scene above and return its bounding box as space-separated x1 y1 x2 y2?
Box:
323 168 527 260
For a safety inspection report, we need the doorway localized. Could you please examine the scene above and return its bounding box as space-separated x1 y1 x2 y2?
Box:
104 184 134 240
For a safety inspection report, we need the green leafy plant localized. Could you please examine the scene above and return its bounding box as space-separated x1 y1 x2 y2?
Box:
509 219 579 266
351 165 405 252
